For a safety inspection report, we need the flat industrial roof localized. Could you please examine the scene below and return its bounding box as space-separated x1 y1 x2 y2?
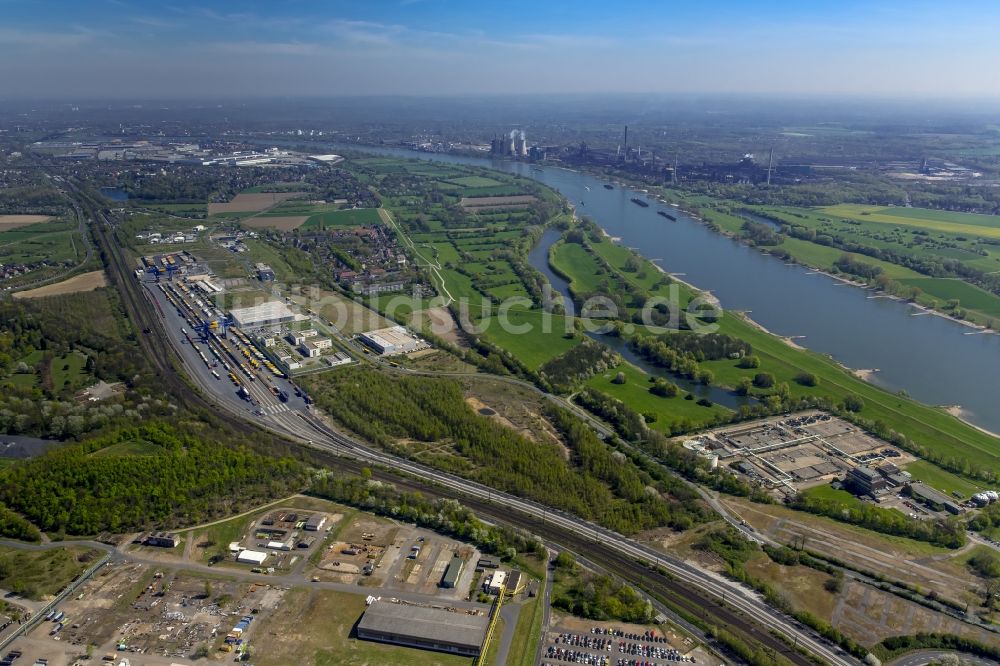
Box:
358 601 487 649
229 300 295 324
361 326 419 347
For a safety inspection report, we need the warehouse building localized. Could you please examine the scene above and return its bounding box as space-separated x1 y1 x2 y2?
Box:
356 600 488 657
440 554 464 588
304 514 327 531
236 550 268 565
358 326 423 355
228 300 296 328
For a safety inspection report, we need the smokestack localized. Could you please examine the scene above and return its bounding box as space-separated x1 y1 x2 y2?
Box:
766 148 774 186
623 125 628 159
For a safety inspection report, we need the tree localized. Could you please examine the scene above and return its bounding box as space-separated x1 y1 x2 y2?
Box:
737 355 761 369
794 372 818 387
736 377 753 396
752 373 774 388
611 372 626 385
842 395 865 412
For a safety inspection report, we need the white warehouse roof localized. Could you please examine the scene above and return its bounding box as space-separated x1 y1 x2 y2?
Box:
236 549 268 565
228 300 296 328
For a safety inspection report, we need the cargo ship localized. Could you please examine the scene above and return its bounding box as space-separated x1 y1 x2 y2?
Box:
657 210 677 221
604 184 614 190
630 197 649 207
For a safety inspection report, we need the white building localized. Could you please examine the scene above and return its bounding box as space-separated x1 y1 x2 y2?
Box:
229 300 296 328
358 326 423 356
484 570 507 595
236 550 268 565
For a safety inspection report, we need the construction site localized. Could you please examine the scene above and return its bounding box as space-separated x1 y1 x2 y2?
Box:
691 411 914 496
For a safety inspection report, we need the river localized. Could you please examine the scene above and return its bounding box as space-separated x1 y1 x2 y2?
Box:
277 142 1000 434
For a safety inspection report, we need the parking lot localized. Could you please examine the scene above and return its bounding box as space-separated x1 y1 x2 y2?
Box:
543 627 697 666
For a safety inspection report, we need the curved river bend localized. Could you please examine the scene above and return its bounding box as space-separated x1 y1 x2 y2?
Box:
301 143 1000 434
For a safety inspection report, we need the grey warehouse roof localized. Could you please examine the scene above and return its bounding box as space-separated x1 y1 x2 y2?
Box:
358 601 487 648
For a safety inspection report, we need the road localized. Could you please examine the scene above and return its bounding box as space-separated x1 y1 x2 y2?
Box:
888 649 996 666
77 182 859 666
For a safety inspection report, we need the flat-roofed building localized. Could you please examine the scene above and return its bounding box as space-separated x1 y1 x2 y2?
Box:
484 570 507 595
145 532 180 548
846 466 887 496
357 600 487 657
304 514 327 531
229 300 296 328
236 550 268 565
358 326 423 355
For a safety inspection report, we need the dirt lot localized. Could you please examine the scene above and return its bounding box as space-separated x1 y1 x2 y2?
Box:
13 270 107 299
412 306 468 347
289 288 390 335
241 215 309 230
208 192 306 215
17 561 285 664
0 214 52 229
312 514 478 600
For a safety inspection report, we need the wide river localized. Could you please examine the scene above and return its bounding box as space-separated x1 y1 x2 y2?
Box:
303 143 1000 434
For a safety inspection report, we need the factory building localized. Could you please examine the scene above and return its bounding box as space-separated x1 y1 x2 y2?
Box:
846 466 887 496
145 532 180 548
255 263 276 281
228 300 297 328
356 600 488 657
358 326 423 355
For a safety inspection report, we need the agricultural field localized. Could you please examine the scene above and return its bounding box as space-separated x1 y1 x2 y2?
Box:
0 214 51 230
207 191 306 215
13 270 107 298
300 207 382 229
821 204 1000 237
0 215 88 284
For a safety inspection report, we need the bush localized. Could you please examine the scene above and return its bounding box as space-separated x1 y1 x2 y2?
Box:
843 395 865 412
752 373 775 388
737 355 760 369
794 372 818 387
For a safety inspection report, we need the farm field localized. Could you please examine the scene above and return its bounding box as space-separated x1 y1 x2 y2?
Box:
301 207 382 229
207 191 306 215
241 215 309 230
0 214 51 230
13 270 107 298
820 204 1000 238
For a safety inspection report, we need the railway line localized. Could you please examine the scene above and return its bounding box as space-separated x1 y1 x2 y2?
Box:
77 182 857 666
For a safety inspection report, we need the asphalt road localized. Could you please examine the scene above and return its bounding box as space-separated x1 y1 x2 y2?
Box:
887 650 998 666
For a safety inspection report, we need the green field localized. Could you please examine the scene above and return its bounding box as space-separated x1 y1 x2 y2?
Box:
550 242 605 295
447 176 504 188
587 362 732 432
481 310 581 369
301 208 382 229
903 460 985 498
896 277 1000 318
0 545 101 599
821 204 1000 239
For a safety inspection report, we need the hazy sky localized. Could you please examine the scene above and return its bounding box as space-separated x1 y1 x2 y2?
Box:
2 0 999 99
